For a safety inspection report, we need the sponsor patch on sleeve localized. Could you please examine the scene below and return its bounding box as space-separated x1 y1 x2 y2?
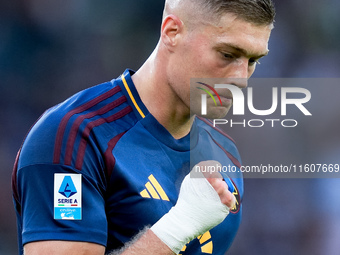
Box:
54 174 82 220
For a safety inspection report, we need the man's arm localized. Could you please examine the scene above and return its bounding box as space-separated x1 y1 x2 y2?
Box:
24 161 234 255
112 228 175 255
117 161 235 255
24 241 106 255
23 230 173 255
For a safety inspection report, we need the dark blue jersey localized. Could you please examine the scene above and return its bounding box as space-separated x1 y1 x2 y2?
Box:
12 69 243 255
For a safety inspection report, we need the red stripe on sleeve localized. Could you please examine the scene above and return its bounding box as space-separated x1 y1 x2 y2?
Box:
53 86 121 164
75 106 133 170
64 96 127 166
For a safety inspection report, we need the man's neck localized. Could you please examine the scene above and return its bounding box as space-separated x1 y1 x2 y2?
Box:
132 50 194 139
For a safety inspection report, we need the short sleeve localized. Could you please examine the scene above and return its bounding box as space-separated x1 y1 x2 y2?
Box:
17 163 107 246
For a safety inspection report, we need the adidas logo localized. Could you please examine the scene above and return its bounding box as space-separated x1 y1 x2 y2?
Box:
140 175 170 201
180 231 213 254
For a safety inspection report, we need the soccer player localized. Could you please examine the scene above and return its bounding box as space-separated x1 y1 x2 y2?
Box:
12 0 275 254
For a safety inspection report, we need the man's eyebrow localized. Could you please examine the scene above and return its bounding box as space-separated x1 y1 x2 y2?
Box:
214 43 269 58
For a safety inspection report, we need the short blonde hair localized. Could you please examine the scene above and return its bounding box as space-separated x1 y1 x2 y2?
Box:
164 0 275 26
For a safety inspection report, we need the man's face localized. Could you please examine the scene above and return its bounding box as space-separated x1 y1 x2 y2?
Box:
168 13 272 119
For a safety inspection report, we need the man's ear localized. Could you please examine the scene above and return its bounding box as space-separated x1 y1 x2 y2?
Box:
161 14 184 50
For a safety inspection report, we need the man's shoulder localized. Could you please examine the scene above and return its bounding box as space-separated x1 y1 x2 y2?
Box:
50 79 123 120
18 78 137 169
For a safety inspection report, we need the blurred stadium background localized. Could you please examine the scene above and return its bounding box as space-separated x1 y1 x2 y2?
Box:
1 0 339 254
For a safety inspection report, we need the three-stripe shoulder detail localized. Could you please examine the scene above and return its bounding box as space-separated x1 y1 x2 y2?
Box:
53 86 133 170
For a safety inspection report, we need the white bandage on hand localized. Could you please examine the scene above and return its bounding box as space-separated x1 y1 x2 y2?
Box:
151 168 231 254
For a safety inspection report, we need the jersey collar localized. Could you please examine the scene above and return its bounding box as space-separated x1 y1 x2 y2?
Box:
119 69 198 151
119 69 149 120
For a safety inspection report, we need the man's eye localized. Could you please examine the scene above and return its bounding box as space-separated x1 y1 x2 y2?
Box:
249 59 260 66
222 53 234 59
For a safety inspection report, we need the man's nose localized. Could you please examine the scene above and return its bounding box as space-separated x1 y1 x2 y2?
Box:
224 59 249 88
